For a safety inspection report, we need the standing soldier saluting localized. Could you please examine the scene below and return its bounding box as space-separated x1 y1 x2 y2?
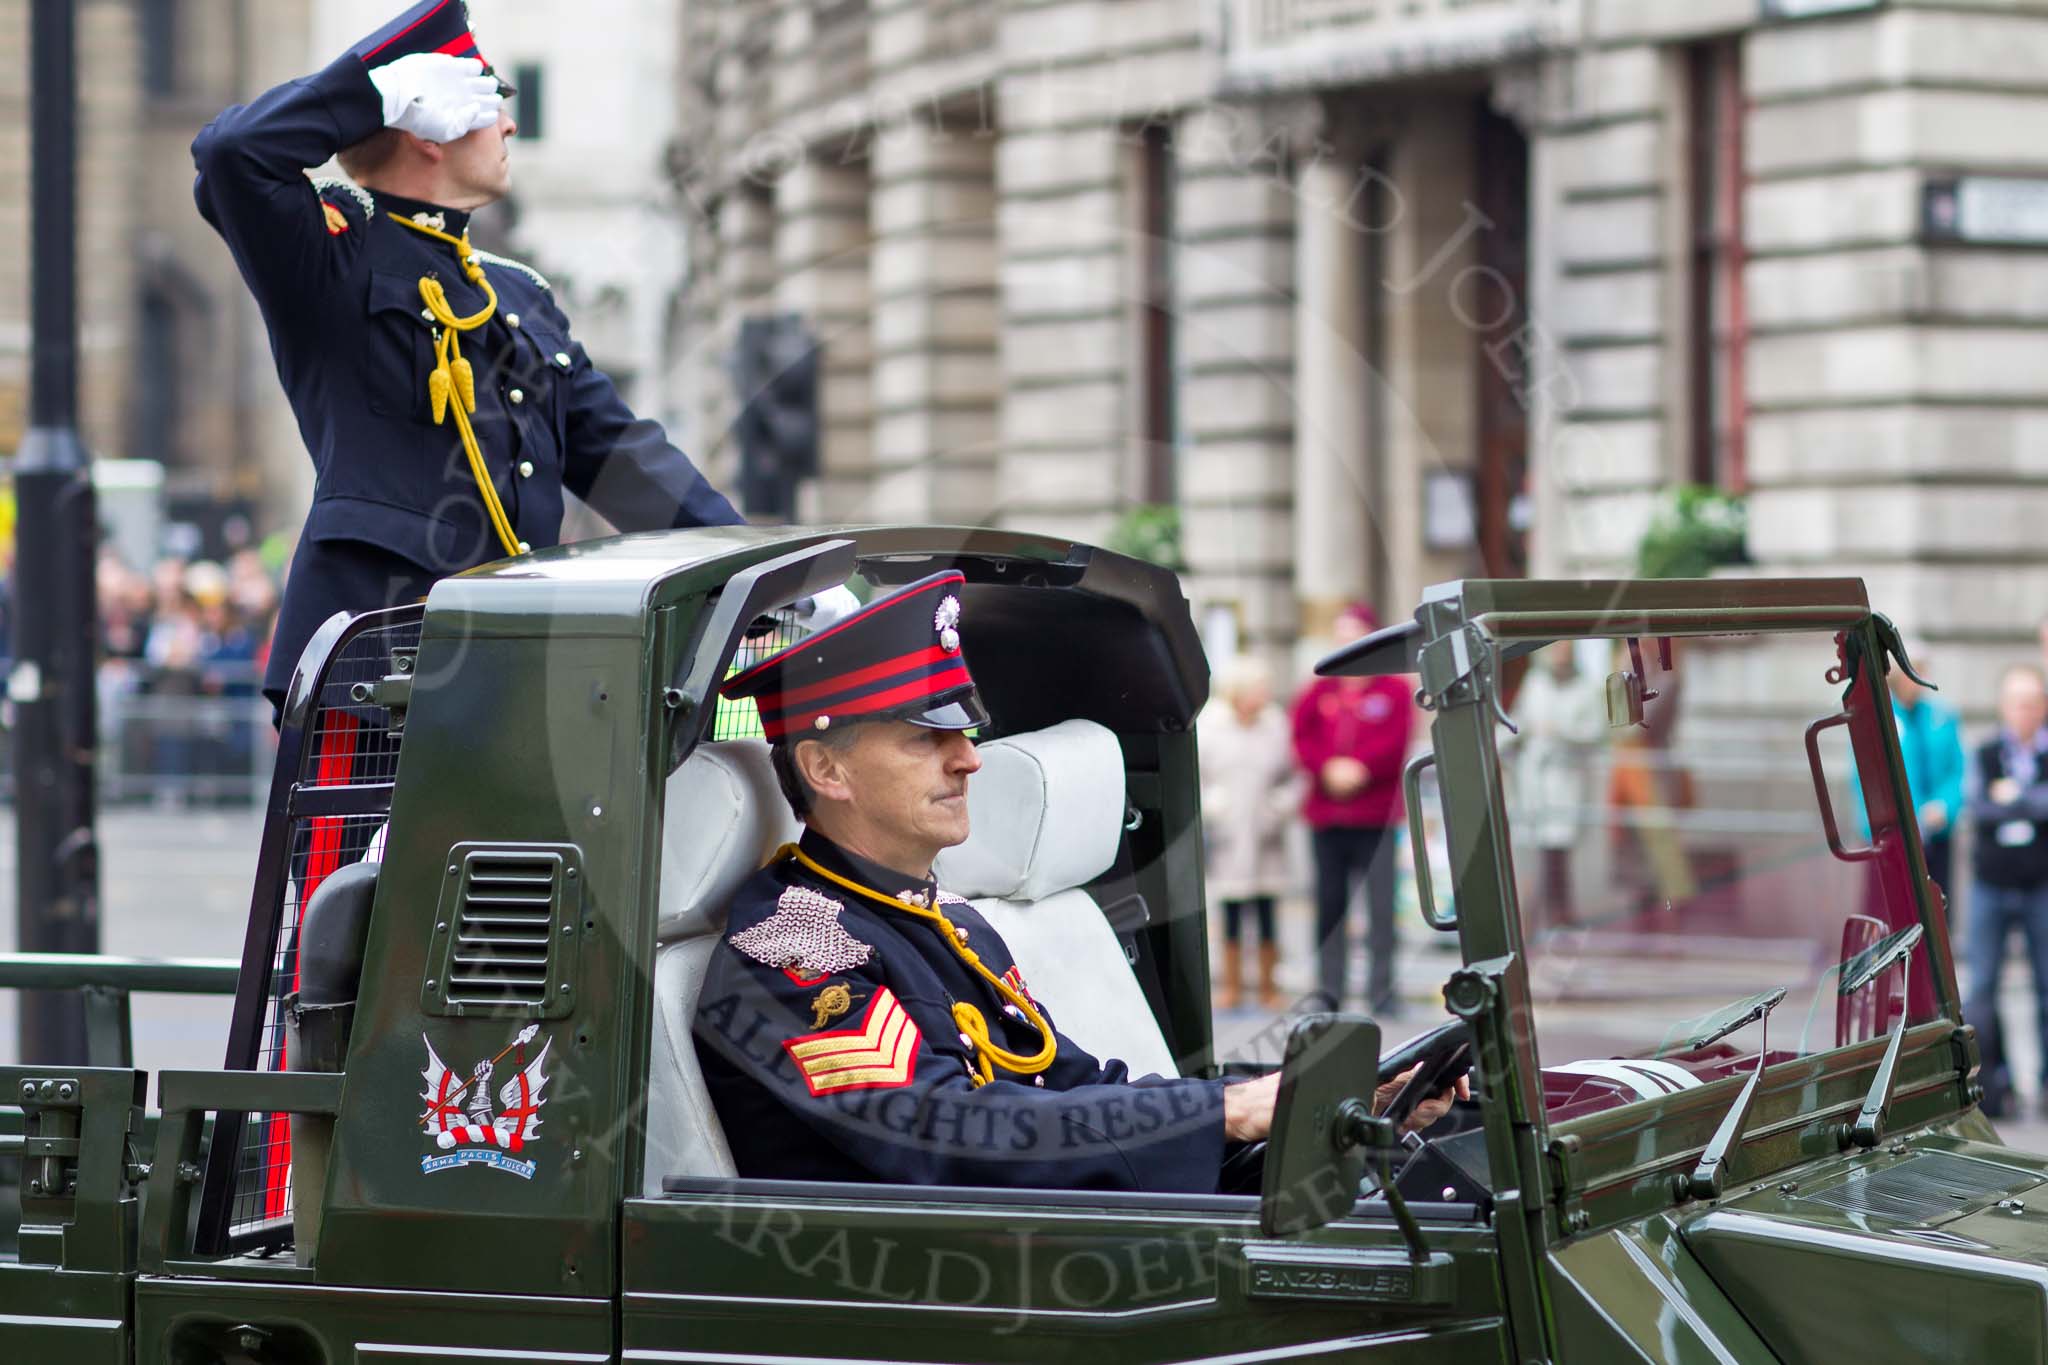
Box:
193 1 756 717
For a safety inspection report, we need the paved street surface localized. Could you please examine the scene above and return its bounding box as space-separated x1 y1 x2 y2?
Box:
0 807 264 1080
4 809 2048 1154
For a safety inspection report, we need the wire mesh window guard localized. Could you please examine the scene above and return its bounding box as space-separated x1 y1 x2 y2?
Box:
200 607 421 1254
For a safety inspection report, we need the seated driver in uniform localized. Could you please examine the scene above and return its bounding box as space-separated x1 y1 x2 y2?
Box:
692 572 1459 1192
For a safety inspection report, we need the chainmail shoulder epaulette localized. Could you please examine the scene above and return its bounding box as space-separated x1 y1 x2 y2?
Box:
474 249 552 293
729 885 873 977
310 176 375 221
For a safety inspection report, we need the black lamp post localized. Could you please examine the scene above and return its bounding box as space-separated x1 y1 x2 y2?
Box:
14 0 102 1063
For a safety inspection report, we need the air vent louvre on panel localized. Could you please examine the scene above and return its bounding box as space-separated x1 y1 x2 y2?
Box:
452 854 557 1003
425 843 583 1018
1799 1153 2037 1225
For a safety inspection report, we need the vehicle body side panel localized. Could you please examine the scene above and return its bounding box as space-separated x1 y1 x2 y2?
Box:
614 1326 1499 1365
315 629 648 1296
0 1266 128 1364
133 1276 613 1363
622 1192 1507 1364
1548 1219 1779 1363
1684 1208 2048 1363
1678 1131 2048 1363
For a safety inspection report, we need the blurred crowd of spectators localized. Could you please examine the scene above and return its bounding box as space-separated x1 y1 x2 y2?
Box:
1198 604 1418 1016
0 543 282 800
95 549 280 799
97 548 278 699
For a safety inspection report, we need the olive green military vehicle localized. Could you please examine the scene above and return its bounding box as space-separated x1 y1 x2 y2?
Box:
0 526 2035 1362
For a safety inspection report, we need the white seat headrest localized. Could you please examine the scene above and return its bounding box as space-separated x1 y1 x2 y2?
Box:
658 740 799 942
934 719 1126 902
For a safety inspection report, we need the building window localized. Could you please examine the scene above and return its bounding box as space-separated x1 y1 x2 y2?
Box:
1136 121 1178 505
133 285 182 464
141 0 179 97
512 64 545 140
1686 40 1746 492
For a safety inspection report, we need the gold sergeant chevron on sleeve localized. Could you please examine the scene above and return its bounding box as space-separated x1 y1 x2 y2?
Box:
784 987 921 1096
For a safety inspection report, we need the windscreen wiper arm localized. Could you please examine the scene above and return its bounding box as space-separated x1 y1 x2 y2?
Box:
1841 924 1924 1150
1686 987 1788 1200
1659 987 1789 1058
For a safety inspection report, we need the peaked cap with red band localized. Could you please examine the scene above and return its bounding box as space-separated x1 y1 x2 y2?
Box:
351 0 514 94
722 572 988 743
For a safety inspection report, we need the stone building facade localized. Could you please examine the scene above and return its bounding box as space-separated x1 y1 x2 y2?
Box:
676 0 2048 704
0 0 313 523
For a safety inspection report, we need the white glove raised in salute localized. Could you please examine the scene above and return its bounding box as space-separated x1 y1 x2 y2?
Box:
368 53 502 144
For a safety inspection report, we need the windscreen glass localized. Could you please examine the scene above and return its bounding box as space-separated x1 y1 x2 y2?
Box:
1490 630 1940 1124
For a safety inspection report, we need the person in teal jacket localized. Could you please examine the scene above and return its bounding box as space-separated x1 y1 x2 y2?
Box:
1855 641 1964 897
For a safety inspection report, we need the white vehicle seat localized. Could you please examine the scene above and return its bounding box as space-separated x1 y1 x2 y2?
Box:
644 739 798 1192
934 719 1179 1079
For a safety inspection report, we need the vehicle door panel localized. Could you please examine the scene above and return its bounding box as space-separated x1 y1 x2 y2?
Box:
0 1266 128 1365
133 1275 614 1364
622 1187 1506 1364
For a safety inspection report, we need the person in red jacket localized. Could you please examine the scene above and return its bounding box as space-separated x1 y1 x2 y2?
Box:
1290 604 1418 1013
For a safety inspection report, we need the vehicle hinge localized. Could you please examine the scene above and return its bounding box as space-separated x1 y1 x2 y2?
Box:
1952 1023 1984 1108
1416 623 1516 732
1546 1134 1578 1202
1514 1125 1550 1213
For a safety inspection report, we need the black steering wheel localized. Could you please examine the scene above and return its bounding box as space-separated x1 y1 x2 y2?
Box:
1377 1020 1473 1134
1216 1018 1473 1194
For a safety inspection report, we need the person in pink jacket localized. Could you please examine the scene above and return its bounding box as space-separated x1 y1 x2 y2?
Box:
1290 604 1417 1013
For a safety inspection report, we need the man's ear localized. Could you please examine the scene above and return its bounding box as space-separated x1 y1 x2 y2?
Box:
401 130 446 163
793 736 855 807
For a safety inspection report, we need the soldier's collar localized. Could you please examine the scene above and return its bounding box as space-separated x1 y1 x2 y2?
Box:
796 829 936 906
377 191 473 239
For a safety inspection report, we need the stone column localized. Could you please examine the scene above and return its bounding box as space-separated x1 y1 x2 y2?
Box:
1292 151 1375 640
1174 106 1297 665
993 120 1130 543
772 156 874 519
1379 98 1482 619
866 115 998 522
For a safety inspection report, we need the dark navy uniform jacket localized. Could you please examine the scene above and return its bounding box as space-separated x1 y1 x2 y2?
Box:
192 53 743 706
694 830 1229 1192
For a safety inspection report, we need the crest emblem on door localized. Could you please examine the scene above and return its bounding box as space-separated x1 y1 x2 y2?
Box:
419 1024 553 1179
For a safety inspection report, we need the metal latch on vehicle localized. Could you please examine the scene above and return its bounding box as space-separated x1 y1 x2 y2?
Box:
9 1076 82 1204
350 646 416 730
1416 622 1515 733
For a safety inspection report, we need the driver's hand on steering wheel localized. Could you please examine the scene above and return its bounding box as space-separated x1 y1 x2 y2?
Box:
1223 1071 1281 1141
1221 1065 1469 1142
1376 1065 1470 1135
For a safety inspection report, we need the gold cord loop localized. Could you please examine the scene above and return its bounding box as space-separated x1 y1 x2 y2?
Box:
779 844 1057 1086
391 213 522 558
